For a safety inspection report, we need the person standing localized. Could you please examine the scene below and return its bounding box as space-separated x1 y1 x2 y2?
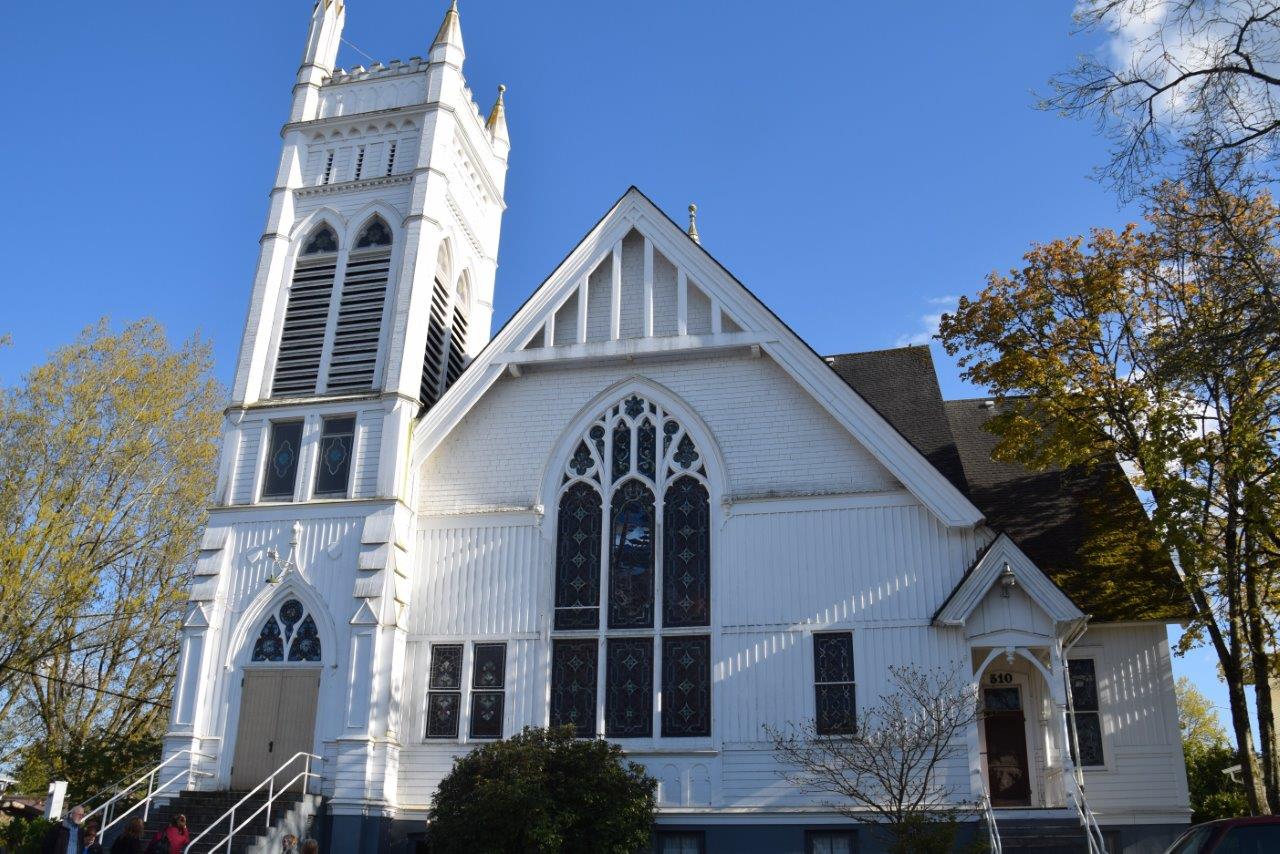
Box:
280 833 298 852
299 840 319 854
82 821 104 854
41 804 84 854
147 814 189 854
109 818 146 854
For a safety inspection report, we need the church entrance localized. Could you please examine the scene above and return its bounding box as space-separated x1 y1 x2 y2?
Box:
983 686 1032 806
230 669 320 790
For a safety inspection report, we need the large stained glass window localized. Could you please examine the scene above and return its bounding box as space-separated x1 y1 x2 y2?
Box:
1068 659 1105 767
813 632 856 735
550 639 598 737
250 598 322 663
662 635 711 737
313 415 354 497
261 420 304 501
549 393 714 739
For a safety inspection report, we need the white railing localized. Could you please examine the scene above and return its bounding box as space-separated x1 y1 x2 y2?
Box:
82 750 214 837
1068 778 1108 853
979 790 1002 854
183 752 320 854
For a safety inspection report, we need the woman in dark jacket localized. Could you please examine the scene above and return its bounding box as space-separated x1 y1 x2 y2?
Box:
109 818 146 854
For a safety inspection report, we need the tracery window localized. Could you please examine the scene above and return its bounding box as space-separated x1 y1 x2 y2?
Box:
250 598 322 663
549 393 713 739
813 632 856 735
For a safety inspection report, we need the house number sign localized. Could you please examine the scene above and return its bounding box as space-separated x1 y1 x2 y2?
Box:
988 672 1015 684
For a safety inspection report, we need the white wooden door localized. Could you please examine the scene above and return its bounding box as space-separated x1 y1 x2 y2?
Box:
230 670 320 790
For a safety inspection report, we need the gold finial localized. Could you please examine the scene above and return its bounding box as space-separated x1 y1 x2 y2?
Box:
486 84 509 144
687 203 700 244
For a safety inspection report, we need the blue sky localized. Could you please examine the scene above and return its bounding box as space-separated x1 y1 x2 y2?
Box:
0 2 1240 732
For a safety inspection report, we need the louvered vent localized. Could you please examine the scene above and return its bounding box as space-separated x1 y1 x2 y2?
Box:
419 277 450 408
272 227 339 397
445 305 468 387
325 251 389 393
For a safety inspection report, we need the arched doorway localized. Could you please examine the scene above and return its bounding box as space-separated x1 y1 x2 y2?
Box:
230 597 323 789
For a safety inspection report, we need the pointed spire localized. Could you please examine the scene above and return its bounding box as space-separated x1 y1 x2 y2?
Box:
687 204 700 244
431 0 465 64
486 84 509 147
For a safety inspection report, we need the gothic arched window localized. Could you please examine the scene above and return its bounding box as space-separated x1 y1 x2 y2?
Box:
250 598 322 663
326 216 393 394
549 394 713 740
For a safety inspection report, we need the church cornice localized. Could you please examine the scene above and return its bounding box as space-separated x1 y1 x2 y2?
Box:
294 174 413 200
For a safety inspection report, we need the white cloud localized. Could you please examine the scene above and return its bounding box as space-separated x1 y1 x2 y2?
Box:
895 296 958 347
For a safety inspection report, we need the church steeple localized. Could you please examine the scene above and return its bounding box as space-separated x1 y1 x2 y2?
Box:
300 0 345 76
430 0 465 67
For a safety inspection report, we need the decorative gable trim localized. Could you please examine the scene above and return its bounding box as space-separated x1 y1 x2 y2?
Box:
410 187 984 528
934 533 1085 626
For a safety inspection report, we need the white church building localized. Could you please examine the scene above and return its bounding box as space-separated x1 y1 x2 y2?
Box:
161 2 1194 851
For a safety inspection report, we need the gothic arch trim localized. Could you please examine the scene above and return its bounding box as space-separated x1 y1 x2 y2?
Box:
288 207 346 249
538 377 727 510
347 200 406 246
224 575 338 671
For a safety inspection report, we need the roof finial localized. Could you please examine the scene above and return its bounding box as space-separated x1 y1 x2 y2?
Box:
487 84 509 147
432 0 464 59
687 203 700 245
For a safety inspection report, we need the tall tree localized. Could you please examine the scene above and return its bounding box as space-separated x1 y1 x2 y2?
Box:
0 319 221 799
1177 676 1252 820
938 177 1280 813
1049 0 1280 191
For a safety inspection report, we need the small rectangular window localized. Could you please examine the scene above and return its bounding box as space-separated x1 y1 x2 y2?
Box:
426 644 463 738
806 829 857 854
260 420 304 501
814 632 856 735
313 416 355 497
469 643 506 739
654 832 705 854
1068 659 1105 767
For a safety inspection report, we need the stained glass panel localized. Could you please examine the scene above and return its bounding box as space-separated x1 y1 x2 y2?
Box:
261 421 304 500
287 615 321 662
624 395 645 418
251 616 284 662
303 226 338 255
426 692 460 738
637 419 657 480
1068 659 1104 766
429 644 463 689
568 441 594 477
555 483 602 630
673 434 699 470
814 633 854 684
279 599 304 640
1070 713 1105 767
605 638 653 737
611 421 630 483
590 424 606 461
1068 659 1099 711
550 639 598 737
355 218 392 248
816 684 856 735
663 477 710 628
469 692 504 739
314 416 355 497
661 635 711 737
472 643 506 689
609 480 655 629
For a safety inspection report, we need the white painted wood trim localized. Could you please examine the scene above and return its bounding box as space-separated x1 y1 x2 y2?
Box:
677 269 688 336
576 276 588 344
643 237 654 337
610 241 622 340
725 490 917 516
498 330 773 367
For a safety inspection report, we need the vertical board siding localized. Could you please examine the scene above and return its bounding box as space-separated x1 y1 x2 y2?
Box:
353 410 384 498
231 421 263 505
411 523 542 635
585 257 613 342
721 504 971 626
224 516 362 612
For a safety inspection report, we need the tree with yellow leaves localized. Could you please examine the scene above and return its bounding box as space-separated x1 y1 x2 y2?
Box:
939 170 1280 814
0 319 221 801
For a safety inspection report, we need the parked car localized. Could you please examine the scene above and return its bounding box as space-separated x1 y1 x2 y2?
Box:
1165 816 1280 853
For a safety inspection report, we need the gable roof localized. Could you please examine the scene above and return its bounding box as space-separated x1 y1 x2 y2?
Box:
826 347 968 494
411 186 985 529
933 533 1085 627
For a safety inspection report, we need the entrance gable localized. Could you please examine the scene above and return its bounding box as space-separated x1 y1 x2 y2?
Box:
411 187 983 529
934 533 1085 641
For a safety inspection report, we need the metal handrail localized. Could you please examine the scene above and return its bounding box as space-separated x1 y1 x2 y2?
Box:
183 752 320 854
980 790 1002 854
82 749 214 837
1060 659 1107 853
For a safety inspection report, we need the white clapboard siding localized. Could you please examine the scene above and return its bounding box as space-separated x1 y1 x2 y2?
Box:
411 522 543 636
352 410 383 498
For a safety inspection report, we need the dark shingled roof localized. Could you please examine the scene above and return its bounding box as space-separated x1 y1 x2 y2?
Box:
827 347 1189 623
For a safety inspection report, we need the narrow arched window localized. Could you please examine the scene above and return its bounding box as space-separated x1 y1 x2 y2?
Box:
444 278 470 387
549 394 713 740
272 225 339 396
419 244 451 409
326 216 393 393
251 598 322 663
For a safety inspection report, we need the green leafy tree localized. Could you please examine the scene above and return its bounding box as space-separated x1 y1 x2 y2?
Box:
938 175 1280 812
1177 677 1250 821
0 319 222 801
427 726 657 854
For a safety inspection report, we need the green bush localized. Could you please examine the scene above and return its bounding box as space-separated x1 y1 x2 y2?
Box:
427 726 656 854
0 816 56 854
